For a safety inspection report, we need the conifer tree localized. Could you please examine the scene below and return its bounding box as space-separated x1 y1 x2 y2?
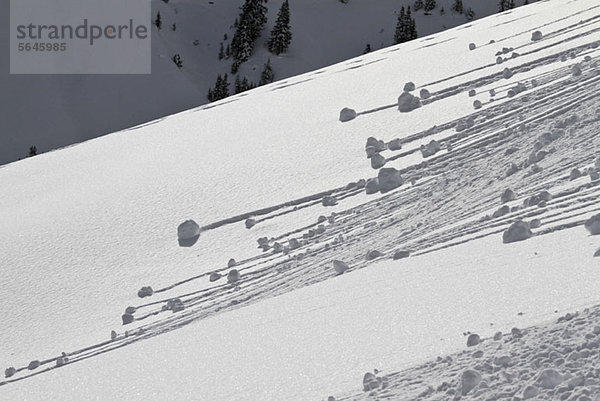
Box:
259 59 274 85
155 12 162 30
451 0 464 14
219 43 225 60
424 0 436 12
394 7 407 44
267 0 292 55
28 145 37 157
413 0 424 11
172 54 182 68
363 43 371 54
406 8 418 40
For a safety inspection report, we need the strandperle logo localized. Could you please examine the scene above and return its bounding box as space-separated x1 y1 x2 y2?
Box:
15 19 149 46
10 0 151 74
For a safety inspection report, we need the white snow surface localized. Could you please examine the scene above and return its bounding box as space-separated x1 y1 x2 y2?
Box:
2 0 600 400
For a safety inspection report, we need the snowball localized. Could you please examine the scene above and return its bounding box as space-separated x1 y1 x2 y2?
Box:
122 313 134 325
466 334 480 347
531 30 543 41
339 107 357 122
227 269 240 283
363 372 380 391
333 260 349 275
28 360 41 370
501 188 516 203
530 218 541 229
461 370 482 395
322 196 338 206
365 250 382 260
388 138 402 151
365 178 380 194
503 67 513 79
5 367 16 378
469 43 476 50
473 100 482 109
503 221 532 243
584 213 600 235
393 250 410 260
570 168 582 180
137 286 154 298
398 92 422 112
245 218 256 229
177 219 200 247
209 272 222 282
228 258 237 268
419 88 431 99
403 82 416 92
496 56 503 65
421 140 441 158
370 153 386 169
572 63 582 76
522 385 539 399
536 369 563 389
378 167 404 193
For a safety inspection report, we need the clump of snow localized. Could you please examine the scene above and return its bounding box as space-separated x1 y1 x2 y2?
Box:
322 196 338 207
403 82 416 92
502 221 532 243
137 286 154 298
420 140 441 158
570 168 582 180
469 43 476 50
365 178 380 195
461 369 482 395
365 137 386 157
536 369 563 389
27 360 40 370
164 298 185 312
332 260 349 275
531 30 543 41
388 138 402 151
227 269 240 284
496 56 503 65
339 107 357 122
370 154 386 169
473 100 482 110
393 250 410 260
492 205 510 218
177 220 200 247
245 218 256 229
501 188 516 203
121 313 134 325
419 88 431 99
503 67 513 79
209 272 222 282
572 63 582 77
584 214 600 235
397 92 421 112
365 250 382 260
5 367 16 378
468 89 476 97
530 218 541 229
228 258 237 268
377 168 404 193
466 333 480 347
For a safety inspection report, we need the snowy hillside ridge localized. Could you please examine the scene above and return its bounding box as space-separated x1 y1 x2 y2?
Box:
2 0 600 399
334 306 600 401
1 0 534 165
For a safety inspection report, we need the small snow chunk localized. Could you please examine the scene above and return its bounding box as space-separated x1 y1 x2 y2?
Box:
333 260 349 275
537 369 563 389
322 196 338 207
473 100 482 110
489 89 496 97
228 258 237 268
421 140 441 158
501 188 516 203
572 63 582 77
494 331 503 341
531 79 539 87
5 367 16 378
494 355 511 367
584 214 600 235
370 153 386 169
111 330 117 340
366 250 382 261
503 67 513 79
461 370 482 395
339 107 357 122
177 220 200 247
393 250 410 260
227 269 240 284
468 89 476 97
165 298 185 312
366 137 386 153
403 82 416 92
419 88 431 99
522 385 539 399
570 168 582 180
398 92 421 112
511 327 523 338
209 272 222 282
27 360 40 370
363 372 379 391
245 218 256 229
467 334 481 347
531 30 543 41
137 286 154 298
503 221 532 243
388 138 402 151
496 56 503 65
594 248 600 257
378 167 404 193
365 178 380 195
492 205 510 218
530 218 541 229
469 43 476 50
122 313 134 325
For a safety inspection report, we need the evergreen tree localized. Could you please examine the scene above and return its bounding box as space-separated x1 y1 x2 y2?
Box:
225 43 231 58
230 0 268 69
259 59 274 85
28 145 37 157
155 12 162 30
267 0 292 55
363 43 371 54
172 54 182 68
465 7 475 20
235 75 256 94
413 0 424 11
207 74 231 101
424 0 436 12
451 0 464 14
172 23 176 31
219 42 225 60
407 8 417 40
394 7 407 44
498 0 515 11
524 0 529 4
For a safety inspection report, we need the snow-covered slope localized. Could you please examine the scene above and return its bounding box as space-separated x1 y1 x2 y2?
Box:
1 0 526 165
2 0 600 400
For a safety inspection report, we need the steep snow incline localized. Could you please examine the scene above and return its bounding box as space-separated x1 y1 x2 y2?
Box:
2 0 600 400
1 0 528 165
